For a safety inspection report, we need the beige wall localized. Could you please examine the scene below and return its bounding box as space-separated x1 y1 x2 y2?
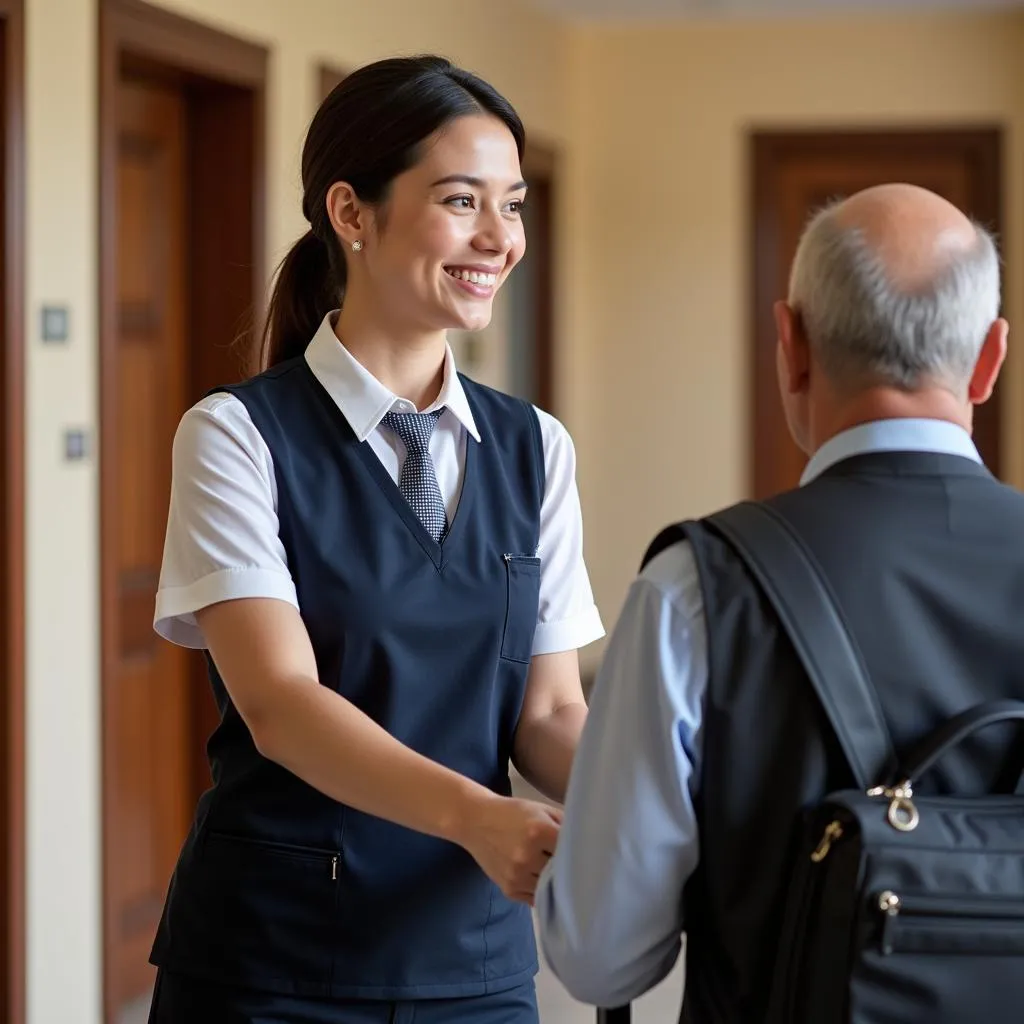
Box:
24 2 570 1022
21 2 1024 1022
25 2 101 1022
568 10 1024 671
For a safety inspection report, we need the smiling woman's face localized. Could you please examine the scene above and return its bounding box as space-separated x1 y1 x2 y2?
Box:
332 113 528 335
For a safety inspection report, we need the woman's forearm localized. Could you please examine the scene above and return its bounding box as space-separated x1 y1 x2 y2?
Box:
513 701 588 803
254 677 489 846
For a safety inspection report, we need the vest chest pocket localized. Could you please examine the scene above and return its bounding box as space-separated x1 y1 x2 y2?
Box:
500 554 542 664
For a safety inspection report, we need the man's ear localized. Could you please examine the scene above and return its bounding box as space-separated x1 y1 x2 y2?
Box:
968 317 1008 404
774 300 811 395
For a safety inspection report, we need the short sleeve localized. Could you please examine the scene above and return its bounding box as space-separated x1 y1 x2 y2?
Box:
531 408 605 656
153 393 298 649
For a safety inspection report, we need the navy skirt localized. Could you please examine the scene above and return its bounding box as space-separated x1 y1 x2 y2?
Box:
147 969 539 1024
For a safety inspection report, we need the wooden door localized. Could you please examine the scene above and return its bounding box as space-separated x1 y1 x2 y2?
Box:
108 76 193 1008
751 129 1002 498
101 5 266 1019
101 8 266 1018
517 146 555 411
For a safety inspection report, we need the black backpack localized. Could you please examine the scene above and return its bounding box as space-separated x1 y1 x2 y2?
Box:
596 499 1024 1024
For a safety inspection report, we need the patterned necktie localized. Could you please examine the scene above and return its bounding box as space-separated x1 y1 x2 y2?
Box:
382 409 449 543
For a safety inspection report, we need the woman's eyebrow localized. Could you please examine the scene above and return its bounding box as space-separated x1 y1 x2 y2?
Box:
430 173 528 192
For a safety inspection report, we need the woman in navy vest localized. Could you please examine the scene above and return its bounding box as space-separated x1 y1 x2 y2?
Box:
147 55 604 1023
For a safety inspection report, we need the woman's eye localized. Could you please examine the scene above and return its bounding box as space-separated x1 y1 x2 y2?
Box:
446 195 474 210
506 199 525 215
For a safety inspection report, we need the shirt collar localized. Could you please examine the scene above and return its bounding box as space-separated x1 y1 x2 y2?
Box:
303 312 481 443
800 418 982 485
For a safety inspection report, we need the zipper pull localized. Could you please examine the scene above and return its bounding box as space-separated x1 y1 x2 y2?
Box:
810 820 843 862
878 889 901 955
878 890 901 914
331 855 338 882
868 781 920 833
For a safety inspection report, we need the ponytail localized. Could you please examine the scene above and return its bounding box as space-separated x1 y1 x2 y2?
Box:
258 229 345 371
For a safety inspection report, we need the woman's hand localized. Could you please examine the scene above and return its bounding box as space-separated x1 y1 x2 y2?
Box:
455 793 563 905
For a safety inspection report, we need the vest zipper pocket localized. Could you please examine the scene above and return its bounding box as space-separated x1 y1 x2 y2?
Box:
207 831 341 883
876 890 1024 956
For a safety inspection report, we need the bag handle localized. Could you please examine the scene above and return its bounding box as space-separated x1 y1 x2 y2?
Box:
899 699 1024 789
707 501 899 790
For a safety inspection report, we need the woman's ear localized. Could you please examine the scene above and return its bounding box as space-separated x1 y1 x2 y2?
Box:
326 182 368 250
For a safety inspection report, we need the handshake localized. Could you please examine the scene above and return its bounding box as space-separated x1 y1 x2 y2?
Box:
453 792 563 906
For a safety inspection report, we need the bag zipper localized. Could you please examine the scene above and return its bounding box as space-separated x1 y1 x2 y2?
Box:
876 889 1024 955
810 820 843 862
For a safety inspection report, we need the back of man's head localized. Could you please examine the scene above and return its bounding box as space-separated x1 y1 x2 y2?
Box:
776 183 1007 452
790 184 1000 394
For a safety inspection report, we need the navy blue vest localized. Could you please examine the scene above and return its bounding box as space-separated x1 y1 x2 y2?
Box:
150 357 545 999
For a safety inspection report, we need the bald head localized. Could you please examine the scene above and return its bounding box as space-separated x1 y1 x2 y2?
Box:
832 183 980 294
787 183 1001 393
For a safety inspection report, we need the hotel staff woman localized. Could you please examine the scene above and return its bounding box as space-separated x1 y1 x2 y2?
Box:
146 54 604 1024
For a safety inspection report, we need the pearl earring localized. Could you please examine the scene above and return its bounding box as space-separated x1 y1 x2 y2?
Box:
351 240 364 253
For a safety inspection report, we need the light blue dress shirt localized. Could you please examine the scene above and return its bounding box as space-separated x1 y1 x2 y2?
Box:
535 419 983 1007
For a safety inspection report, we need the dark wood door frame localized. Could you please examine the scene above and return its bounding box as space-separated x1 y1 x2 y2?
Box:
750 127 1003 497
519 139 557 413
98 1 266 1019
318 61 345 103
317 63 558 412
0 1 25 1022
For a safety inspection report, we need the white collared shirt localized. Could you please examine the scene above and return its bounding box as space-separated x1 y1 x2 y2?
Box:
154 313 605 657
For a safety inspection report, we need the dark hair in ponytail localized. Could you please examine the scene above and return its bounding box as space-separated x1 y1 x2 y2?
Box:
258 55 526 370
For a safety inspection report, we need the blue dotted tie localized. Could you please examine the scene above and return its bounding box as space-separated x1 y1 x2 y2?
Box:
382 409 449 543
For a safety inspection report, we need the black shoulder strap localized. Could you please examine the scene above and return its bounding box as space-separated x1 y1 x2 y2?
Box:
706 500 899 791
640 523 689 572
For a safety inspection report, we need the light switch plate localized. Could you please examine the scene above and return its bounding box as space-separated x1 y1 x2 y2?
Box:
64 428 89 462
41 305 69 343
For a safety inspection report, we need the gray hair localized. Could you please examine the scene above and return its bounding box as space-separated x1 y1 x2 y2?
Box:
788 202 1001 393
